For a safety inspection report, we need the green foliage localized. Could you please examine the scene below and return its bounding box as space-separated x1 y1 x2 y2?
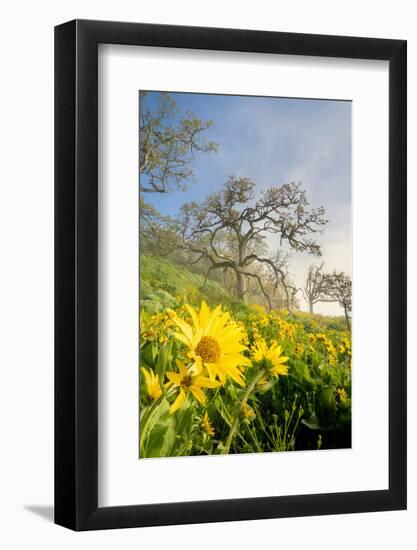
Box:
140 254 249 315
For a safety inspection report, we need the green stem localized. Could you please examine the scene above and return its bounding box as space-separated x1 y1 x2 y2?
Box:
223 368 266 454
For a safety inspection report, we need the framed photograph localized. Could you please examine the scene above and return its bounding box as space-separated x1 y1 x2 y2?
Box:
55 19 406 530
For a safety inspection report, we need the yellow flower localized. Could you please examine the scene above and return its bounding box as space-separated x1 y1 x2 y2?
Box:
202 411 215 436
337 387 348 402
259 314 269 327
166 361 220 414
277 318 295 340
242 403 255 420
252 338 289 378
168 301 251 386
326 342 337 365
342 334 352 356
296 343 305 355
140 367 162 400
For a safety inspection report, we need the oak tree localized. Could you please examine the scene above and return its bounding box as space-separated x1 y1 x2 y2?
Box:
179 176 327 308
325 271 352 330
139 92 218 193
302 263 334 313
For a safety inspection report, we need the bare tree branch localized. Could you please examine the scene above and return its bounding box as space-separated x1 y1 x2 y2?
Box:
139 92 218 193
301 263 336 313
323 271 352 330
177 176 327 308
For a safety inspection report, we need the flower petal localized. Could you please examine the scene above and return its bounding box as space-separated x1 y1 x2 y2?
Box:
189 385 206 405
185 304 200 331
195 376 221 389
166 371 182 386
169 389 186 414
173 331 192 347
175 360 189 378
140 367 151 387
172 317 194 344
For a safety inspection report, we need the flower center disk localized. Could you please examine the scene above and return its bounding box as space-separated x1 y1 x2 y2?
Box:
180 375 193 390
195 336 221 363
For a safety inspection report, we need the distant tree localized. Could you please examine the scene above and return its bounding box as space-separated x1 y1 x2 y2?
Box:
325 271 352 330
139 196 186 260
139 92 218 193
258 251 298 310
302 263 334 313
140 196 168 248
179 176 327 309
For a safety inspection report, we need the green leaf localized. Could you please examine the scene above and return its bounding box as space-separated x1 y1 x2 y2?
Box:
140 342 158 368
301 417 321 430
144 414 176 458
140 399 169 456
174 402 195 436
155 340 172 383
215 441 227 454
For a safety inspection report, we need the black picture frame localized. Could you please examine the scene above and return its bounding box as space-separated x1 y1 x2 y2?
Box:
55 19 407 531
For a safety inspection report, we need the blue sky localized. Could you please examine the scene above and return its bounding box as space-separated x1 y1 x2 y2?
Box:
141 91 351 315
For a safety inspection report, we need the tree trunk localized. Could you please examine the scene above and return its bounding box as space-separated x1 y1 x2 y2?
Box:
344 305 351 331
236 272 247 302
309 300 314 314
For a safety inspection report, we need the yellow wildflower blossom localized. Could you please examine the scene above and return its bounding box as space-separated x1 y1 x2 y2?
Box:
166 361 220 414
140 367 162 401
277 318 295 340
168 301 251 386
296 343 305 355
337 388 348 402
252 338 289 378
242 403 256 420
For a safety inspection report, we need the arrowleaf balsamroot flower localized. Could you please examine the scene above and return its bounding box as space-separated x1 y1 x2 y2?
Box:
168 301 251 386
337 387 348 402
241 402 256 420
252 338 289 379
140 367 162 400
166 360 220 414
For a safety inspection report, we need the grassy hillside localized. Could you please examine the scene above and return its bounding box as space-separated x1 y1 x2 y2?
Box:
140 254 348 330
140 254 245 314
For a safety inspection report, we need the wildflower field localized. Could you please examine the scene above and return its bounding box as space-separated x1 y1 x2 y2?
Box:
138 91 352 459
139 257 351 458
